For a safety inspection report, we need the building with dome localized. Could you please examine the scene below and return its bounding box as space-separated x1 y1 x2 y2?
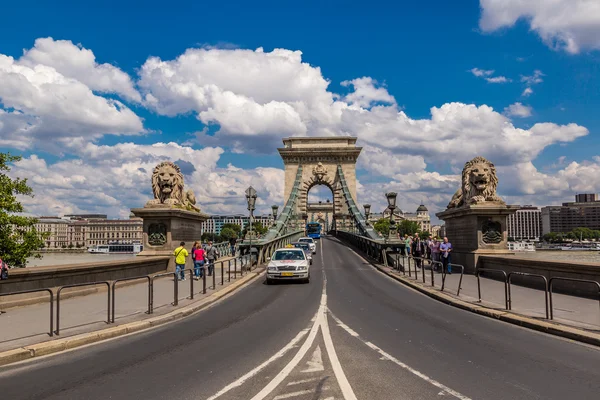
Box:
371 203 432 233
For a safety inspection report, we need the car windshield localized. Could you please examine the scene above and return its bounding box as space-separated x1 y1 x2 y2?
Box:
293 243 310 251
299 238 313 243
273 250 305 261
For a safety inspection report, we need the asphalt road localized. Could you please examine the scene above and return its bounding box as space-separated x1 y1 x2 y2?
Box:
1 236 599 400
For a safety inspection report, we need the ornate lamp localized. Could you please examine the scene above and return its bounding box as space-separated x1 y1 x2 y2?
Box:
271 205 279 220
386 192 398 238
363 204 371 224
245 186 258 261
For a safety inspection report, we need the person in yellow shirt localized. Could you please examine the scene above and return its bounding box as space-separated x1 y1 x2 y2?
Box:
174 241 189 281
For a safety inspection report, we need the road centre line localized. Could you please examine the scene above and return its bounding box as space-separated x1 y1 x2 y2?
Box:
211 238 359 400
205 327 310 400
321 301 358 400
250 294 325 400
328 311 473 400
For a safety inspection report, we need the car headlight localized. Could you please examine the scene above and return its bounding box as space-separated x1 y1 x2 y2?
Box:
297 266 307 270
268 266 277 272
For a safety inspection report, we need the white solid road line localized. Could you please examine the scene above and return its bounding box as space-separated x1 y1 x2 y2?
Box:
328 311 473 400
205 327 310 400
321 299 358 400
211 239 359 400
249 298 324 400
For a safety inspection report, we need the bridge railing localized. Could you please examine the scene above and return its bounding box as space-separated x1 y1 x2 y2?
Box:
334 230 403 264
238 229 306 266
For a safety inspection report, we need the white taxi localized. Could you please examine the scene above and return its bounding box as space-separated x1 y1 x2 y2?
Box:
266 248 310 284
298 237 317 254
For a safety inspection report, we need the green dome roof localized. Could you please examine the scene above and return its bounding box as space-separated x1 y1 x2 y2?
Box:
417 204 428 212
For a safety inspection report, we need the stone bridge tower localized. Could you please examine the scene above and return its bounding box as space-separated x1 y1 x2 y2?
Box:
277 137 361 225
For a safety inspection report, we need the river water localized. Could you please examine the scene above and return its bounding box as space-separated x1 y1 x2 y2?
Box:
23 250 600 267
508 250 600 264
26 253 136 267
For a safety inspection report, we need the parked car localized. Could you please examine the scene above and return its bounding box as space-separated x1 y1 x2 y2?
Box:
266 248 310 284
298 237 317 254
292 242 313 265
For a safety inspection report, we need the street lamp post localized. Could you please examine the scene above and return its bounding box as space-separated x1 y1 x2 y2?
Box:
272 205 279 222
386 192 397 240
363 204 371 226
245 186 257 267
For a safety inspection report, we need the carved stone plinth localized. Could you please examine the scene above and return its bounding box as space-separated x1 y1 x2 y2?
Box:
436 205 519 273
131 208 209 271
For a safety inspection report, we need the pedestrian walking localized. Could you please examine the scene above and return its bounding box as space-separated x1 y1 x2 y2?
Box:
440 236 453 274
0 258 9 280
205 241 220 276
192 241 206 280
173 242 188 281
430 238 441 271
404 234 411 256
411 233 425 269
229 236 237 257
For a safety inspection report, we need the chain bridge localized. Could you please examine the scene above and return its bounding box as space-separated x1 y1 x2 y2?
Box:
238 137 398 265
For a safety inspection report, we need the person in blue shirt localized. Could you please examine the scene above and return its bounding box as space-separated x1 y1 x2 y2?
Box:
440 237 452 274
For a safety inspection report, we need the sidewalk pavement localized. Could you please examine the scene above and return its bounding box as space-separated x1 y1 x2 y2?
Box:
390 258 600 331
0 259 254 353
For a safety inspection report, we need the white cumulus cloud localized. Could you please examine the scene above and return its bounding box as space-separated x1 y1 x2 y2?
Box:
0 41 145 152
522 87 534 97
479 0 600 54
20 37 141 102
504 102 533 118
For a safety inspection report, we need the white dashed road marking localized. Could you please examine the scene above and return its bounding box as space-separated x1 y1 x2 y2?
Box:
328 311 473 400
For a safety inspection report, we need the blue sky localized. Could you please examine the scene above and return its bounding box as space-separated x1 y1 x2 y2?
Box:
1 0 599 220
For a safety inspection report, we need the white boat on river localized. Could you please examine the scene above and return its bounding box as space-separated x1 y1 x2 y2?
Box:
88 243 143 254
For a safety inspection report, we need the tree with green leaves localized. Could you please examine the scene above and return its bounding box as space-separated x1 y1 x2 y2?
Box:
397 220 420 237
222 223 242 236
243 221 269 236
0 152 47 267
420 231 431 240
373 218 391 236
219 227 238 241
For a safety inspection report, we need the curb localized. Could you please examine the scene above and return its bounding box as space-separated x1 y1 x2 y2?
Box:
0 269 264 367
372 263 600 347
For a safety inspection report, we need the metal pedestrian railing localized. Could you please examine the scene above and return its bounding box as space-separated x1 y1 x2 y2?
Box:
2 255 256 341
476 268 508 309
56 281 110 335
1 288 54 337
507 272 549 319
549 277 600 320
150 272 178 313
111 276 151 323
441 263 464 296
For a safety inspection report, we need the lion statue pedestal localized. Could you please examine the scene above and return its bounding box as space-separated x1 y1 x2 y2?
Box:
436 156 518 274
131 161 209 272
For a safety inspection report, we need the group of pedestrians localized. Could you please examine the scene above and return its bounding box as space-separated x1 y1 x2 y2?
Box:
173 241 220 281
403 234 453 274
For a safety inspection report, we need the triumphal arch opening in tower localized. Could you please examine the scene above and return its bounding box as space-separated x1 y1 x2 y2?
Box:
277 137 362 230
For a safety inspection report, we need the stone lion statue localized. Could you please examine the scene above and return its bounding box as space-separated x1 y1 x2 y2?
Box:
447 156 504 208
145 161 201 212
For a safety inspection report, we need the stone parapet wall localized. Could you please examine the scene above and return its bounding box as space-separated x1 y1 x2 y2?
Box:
478 256 600 298
0 256 170 308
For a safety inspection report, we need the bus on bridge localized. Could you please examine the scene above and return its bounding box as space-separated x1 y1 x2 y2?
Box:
305 222 322 239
